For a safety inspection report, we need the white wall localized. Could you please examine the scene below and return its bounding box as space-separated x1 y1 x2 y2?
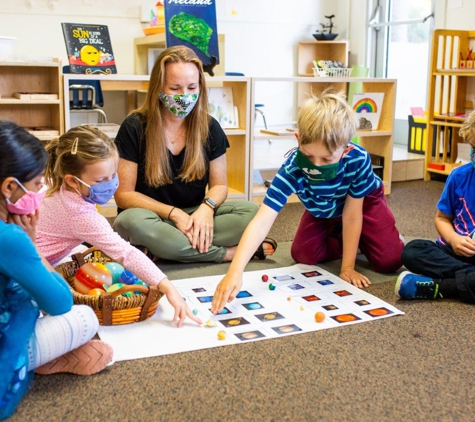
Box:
0 0 344 126
2 0 475 128
0 0 344 75
437 0 475 30
0 0 143 74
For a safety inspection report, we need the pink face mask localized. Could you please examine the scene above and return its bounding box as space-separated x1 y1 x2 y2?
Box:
6 178 46 215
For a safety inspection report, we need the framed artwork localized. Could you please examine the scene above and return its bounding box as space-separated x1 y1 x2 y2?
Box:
208 87 238 129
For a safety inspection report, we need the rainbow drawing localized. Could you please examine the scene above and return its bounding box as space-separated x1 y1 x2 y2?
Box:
353 97 378 113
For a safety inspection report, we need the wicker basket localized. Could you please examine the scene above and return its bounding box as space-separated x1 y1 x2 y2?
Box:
313 67 353 78
55 247 163 326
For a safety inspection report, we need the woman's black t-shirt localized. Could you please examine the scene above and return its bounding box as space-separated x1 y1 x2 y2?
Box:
115 113 229 210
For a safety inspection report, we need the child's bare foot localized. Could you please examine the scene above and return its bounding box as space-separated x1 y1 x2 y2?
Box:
35 340 113 376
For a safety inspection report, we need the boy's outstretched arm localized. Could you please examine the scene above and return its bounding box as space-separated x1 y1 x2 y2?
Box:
211 205 279 314
340 195 371 288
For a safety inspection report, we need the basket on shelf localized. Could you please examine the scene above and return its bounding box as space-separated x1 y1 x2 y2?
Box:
55 247 163 326
313 67 353 77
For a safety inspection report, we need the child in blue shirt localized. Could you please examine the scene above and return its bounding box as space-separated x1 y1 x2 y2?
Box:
396 111 475 303
212 91 403 313
0 121 112 420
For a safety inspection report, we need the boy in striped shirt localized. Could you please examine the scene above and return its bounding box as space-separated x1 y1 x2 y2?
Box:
211 91 403 313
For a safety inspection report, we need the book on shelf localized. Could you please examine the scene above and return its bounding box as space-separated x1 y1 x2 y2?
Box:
61 23 117 74
164 1 219 73
351 93 384 130
14 92 58 100
208 87 238 128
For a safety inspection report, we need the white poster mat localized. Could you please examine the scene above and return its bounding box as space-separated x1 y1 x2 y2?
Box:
98 264 404 362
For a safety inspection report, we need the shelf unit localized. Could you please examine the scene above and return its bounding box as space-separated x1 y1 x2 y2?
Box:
63 74 250 202
250 77 396 204
425 29 475 179
0 59 63 143
206 76 250 200
296 40 350 116
297 40 349 76
133 33 226 76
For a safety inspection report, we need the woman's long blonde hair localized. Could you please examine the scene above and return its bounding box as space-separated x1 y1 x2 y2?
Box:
137 45 210 187
45 125 118 196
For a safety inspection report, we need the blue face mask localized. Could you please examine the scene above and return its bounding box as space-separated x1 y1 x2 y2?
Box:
470 148 475 168
74 173 119 205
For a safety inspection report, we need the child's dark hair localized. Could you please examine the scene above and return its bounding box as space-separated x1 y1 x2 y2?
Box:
45 125 118 196
0 120 48 184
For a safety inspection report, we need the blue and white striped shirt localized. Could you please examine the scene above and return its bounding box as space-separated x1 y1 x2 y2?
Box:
263 142 382 218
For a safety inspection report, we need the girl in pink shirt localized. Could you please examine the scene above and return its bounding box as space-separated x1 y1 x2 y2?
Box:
37 125 201 327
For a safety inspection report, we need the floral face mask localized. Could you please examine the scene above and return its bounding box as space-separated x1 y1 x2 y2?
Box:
159 92 200 118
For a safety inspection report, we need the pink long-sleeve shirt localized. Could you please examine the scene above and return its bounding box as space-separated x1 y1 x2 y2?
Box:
37 186 166 286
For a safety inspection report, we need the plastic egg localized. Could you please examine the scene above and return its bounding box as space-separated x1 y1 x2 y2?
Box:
88 288 106 297
133 280 147 295
105 262 125 284
119 269 140 285
104 283 125 293
74 263 112 294
104 283 134 297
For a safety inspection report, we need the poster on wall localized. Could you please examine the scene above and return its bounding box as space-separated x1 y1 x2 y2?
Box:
164 0 219 75
61 23 117 74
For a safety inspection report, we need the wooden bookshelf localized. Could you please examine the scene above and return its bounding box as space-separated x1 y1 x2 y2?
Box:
425 29 475 179
0 60 63 143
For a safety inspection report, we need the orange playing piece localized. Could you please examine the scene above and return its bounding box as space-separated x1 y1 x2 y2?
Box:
315 311 325 323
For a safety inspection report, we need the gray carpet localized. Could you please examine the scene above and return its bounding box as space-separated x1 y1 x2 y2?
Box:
13 179 475 422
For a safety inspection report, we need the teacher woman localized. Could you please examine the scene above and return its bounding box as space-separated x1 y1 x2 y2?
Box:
113 46 276 263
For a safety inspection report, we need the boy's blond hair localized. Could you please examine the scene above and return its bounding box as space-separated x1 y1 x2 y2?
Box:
297 90 357 151
459 110 475 147
45 125 118 196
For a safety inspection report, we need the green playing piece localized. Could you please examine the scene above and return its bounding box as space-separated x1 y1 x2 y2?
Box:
169 12 213 57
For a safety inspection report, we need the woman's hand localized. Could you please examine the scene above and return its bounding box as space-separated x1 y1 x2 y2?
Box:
7 209 39 243
185 205 215 253
158 279 202 327
339 267 371 288
169 207 194 243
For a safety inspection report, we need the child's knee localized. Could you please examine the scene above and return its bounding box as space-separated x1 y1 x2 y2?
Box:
291 243 317 265
370 256 403 273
